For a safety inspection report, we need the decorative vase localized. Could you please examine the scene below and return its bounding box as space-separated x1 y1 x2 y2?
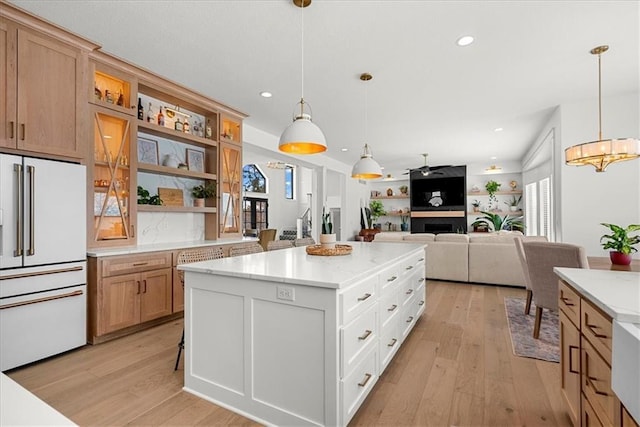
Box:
359 228 380 242
610 251 632 265
194 198 205 208
401 223 409 231
319 233 336 249
509 206 518 212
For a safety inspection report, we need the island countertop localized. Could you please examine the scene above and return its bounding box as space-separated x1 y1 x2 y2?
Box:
179 241 426 289
554 267 640 323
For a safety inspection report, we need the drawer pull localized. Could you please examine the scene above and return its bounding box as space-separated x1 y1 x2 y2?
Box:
387 338 397 347
387 276 397 282
0 290 83 310
387 304 398 312
568 345 579 374
418 300 425 306
418 277 425 283
586 376 609 396
358 330 372 341
137 281 141 295
560 296 575 307
20 123 25 140
142 279 147 293
133 262 149 266
357 373 372 388
418 257 424 262
357 293 372 302
405 288 414 295
586 323 608 339
9 121 14 139
405 265 414 270
406 316 414 323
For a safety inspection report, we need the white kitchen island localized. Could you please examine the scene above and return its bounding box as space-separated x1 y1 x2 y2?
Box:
180 242 427 426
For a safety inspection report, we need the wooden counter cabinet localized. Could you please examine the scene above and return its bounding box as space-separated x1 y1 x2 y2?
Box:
88 252 173 343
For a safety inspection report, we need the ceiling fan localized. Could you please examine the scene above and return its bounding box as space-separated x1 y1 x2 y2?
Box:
404 154 451 176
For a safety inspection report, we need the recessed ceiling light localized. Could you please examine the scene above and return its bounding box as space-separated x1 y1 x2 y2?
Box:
259 91 272 98
341 148 348 152
494 127 503 132
456 35 474 47
380 166 385 170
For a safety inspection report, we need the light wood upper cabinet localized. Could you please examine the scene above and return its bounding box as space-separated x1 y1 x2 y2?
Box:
219 141 242 238
0 20 84 158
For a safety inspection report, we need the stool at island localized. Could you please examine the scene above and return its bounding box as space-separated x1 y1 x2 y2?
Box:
179 242 427 426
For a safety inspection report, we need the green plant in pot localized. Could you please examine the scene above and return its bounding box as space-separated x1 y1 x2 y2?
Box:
191 181 216 207
320 207 336 248
369 200 386 229
600 223 640 265
504 195 522 212
471 199 481 212
471 211 524 232
400 215 409 231
137 186 163 205
485 180 501 210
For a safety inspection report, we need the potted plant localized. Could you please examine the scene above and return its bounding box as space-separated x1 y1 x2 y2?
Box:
600 223 640 265
399 185 408 195
471 211 524 233
137 186 163 205
191 181 216 207
504 195 522 212
369 199 386 229
400 215 409 231
471 199 481 212
320 207 336 249
485 180 501 209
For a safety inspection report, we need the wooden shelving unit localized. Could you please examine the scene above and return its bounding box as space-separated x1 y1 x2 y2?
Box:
467 190 522 196
137 121 218 149
371 194 409 200
137 163 217 180
137 205 217 213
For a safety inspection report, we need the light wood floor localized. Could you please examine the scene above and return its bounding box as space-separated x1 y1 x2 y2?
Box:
7 281 571 426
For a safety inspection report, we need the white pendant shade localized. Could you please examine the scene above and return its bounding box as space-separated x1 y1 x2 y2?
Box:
279 113 327 154
565 137 640 172
352 144 382 179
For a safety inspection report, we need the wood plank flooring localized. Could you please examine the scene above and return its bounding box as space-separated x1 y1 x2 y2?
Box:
7 281 571 426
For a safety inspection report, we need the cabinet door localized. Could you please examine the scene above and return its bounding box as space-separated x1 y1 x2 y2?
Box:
90 107 135 247
101 273 140 334
0 20 16 150
172 267 184 313
219 141 241 237
140 268 172 323
16 28 81 157
560 310 581 426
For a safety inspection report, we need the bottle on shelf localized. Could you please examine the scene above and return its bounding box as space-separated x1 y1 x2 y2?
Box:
146 102 154 123
137 98 144 120
157 106 165 126
183 117 190 134
105 90 114 104
192 120 200 137
205 119 212 139
116 91 124 106
175 117 183 132
94 81 102 101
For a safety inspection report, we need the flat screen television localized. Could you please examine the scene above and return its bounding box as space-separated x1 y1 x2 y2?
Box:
410 176 465 210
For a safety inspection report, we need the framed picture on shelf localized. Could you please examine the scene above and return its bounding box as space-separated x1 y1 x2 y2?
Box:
137 137 159 165
187 148 204 172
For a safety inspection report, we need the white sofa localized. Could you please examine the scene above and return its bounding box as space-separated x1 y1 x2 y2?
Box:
373 231 545 287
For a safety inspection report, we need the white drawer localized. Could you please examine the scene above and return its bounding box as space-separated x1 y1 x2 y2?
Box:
398 253 425 279
415 284 426 319
379 264 401 296
379 322 400 373
400 301 417 340
341 302 377 378
400 278 418 308
340 276 377 325
379 291 400 331
341 344 378 426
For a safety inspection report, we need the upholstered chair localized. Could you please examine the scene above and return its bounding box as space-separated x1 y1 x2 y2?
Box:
258 229 277 251
522 241 589 339
514 236 548 315
267 240 294 251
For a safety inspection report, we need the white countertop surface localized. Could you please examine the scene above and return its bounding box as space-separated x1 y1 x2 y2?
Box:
1 373 76 426
554 268 640 323
612 320 640 423
87 237 257 257
180 242 426 289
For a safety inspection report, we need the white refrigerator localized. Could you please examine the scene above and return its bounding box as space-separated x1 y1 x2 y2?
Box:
0 154 87 371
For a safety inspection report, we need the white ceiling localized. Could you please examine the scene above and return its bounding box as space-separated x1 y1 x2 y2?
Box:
9 0 639 178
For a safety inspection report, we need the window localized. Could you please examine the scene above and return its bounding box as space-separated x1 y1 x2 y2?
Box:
243 164 266 193
284 165 294 200
524 177 554 240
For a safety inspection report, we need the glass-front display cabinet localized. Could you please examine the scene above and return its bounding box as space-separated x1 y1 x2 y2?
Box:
219 141 241 237
90 107 136 247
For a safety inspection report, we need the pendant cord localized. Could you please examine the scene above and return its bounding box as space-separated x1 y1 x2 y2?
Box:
597 51 602 141
300 2 304 103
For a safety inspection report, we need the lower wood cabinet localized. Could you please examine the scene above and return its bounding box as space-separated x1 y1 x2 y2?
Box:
560 309 581 426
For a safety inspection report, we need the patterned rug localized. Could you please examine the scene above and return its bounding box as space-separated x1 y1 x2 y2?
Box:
504 297 559 363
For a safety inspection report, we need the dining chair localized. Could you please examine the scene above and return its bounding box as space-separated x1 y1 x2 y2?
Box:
229 242 264 257
294 237 316 247
258 229 277 251
267 240 294 251
514 236 548 315
174 247 224 370
522 241 589 339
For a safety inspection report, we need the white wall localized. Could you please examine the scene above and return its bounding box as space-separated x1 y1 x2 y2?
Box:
558 92 640 258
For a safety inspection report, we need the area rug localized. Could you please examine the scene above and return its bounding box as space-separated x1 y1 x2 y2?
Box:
504 297 559 363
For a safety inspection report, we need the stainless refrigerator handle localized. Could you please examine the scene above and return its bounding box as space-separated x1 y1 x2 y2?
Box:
27 165 35 256
13 163 23 257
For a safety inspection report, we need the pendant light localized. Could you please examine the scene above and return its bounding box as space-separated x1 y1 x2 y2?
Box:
564 45 640 172
279 0 327 155
351 73 383 179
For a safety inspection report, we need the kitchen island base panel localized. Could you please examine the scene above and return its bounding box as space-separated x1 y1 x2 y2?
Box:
185 273 339 426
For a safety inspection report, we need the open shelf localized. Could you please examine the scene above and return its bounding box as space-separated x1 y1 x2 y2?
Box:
138 121 217 149
467 190 522 196
137 205 217 213
137 163 216 180
371 195 409 199
469 210 522 215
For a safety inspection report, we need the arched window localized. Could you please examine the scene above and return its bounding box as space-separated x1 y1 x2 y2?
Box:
243 164 266 193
